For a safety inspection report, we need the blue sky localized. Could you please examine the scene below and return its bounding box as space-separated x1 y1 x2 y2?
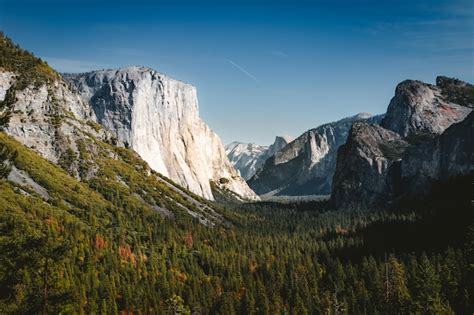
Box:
1 0 473 145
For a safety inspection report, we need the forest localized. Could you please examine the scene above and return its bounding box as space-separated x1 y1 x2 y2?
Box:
0 129 472 314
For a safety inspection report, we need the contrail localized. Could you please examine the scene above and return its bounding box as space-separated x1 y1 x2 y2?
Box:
227 59 259 83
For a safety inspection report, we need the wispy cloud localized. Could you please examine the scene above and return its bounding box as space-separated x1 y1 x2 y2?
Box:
42 57 109 73
271 50 288 58
227 59 259 83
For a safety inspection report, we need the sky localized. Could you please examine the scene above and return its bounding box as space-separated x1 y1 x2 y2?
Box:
0 0 473 145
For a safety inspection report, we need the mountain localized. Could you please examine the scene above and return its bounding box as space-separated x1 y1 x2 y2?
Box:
63 67 258 201
382 78 471 137
0 34 231 224
247 113 383 197
331 122 409 208
399 111 473 198
225 142 268 180
266 135 294 157
225 135 293 180
0 39 108 179
332 77 473 208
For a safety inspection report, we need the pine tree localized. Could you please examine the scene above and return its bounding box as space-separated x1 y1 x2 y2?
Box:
386 255 410 313
414 254 452 314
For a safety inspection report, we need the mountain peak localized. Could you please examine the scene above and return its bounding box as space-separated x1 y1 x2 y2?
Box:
274 135 294 144
354 112 373 119
383 76 471 137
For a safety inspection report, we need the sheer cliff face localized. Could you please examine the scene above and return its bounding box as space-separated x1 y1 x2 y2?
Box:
225 136 293 180
247 113 383 197
65 66 258 201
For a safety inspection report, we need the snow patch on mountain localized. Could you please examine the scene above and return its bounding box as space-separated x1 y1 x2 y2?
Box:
225 135 294 180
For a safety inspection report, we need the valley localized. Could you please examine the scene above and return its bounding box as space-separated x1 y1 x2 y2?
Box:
0 30 472 315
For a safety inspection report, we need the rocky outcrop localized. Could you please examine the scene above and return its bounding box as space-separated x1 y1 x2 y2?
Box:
267 135 294 157
400 111 473 197
382 79 471 138
0 71 15 100
248 113 383 197
331 122 409 208
332 76 473 208
225 135 293 180
65 67 258 201
0 70 109 178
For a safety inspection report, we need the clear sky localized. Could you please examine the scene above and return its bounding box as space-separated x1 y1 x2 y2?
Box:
1 0 473 145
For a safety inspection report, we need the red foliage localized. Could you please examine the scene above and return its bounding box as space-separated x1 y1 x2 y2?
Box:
119 245 136 265
183 231 194 248
248 258 258 273
94 234 107 250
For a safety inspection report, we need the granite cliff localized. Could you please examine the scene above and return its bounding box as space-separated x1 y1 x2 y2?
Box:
65 67 258 201
332 76 473 208
248 113 383 197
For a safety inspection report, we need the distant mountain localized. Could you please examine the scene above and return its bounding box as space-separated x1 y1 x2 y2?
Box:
332 76 473 208
247 113 383 198
64 67 258 201
225 135 293 180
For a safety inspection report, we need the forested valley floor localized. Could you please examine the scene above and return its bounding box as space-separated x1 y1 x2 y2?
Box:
0 136 471 314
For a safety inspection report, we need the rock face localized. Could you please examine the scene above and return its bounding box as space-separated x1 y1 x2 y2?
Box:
225 142 268 180
225 135 293 180
331 122 409 208
382 79 471 138
266 135 294 157
248 113 383 197
0 35 249 227
332 76 473 208
0 71 15 100
65 67 258 201
0 70 107 178
400 111 473 197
